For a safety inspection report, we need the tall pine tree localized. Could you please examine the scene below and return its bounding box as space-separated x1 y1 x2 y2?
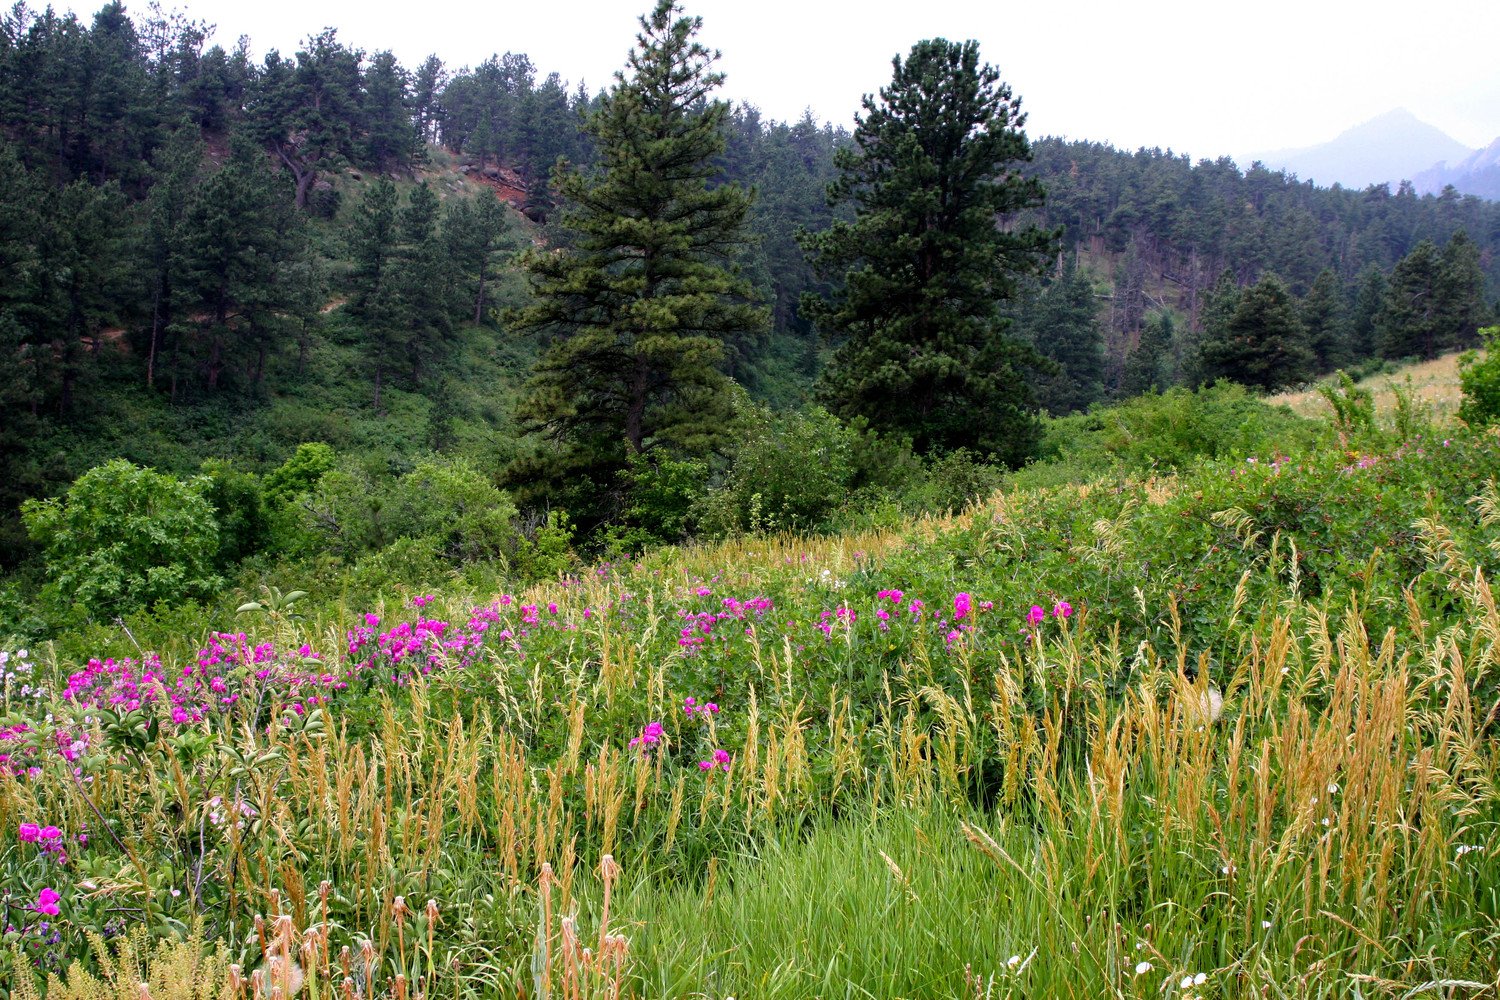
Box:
506 1 766 520
800 38 1053 464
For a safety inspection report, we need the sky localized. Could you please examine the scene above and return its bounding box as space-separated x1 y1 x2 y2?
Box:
94 0 1500 159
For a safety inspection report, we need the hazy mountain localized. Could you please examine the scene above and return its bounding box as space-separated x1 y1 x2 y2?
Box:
1250 108 1473 190
1413 136 1500 200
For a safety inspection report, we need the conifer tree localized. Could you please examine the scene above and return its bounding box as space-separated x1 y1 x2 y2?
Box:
1200 275 1312 391
1121 312 1173 397
507 1 765 491
799 38 1053 464
1378 240 1443 360
1301 267 1347 373
1348 265 1386 360
1022 263 1104 414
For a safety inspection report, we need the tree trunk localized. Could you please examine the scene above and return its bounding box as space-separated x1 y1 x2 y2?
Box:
625 355 650 454
148 288 159 389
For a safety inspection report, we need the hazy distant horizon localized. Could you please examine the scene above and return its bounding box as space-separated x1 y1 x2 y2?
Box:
50 0 1500 161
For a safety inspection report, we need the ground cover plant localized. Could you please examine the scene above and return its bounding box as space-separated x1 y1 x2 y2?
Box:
2 412 1500 998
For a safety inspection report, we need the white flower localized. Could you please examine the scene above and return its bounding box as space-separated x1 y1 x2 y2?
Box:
1192 973 1208 986
1182 976 1195 989
1261 920 1272 929
1456 844 1485 856
1327 782 1339 794
1134 961 1153 975
1006 954 1021 969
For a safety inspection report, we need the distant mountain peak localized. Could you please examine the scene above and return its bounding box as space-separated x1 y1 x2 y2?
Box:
1251 109 1473 190
1414 134 1500 200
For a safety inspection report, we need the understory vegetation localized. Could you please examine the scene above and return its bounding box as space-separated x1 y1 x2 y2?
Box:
4 373 1500 998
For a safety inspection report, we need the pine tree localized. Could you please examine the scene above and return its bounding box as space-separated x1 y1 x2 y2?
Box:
1438 230 1491 349
1121 312 1173 397
1023 263 1104 414
1378 240 1444 360
444 187 513 326
1200 275 1312 391
345 177 401 409
179 134 312 390
1348 265 1386 360
799 37 1053 464
507 0 765 489
1301 267 1347 373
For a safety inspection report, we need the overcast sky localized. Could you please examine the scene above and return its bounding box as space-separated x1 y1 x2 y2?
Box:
100 0 1500 158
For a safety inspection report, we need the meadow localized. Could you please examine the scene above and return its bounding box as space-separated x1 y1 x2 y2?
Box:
3 382 1500 1000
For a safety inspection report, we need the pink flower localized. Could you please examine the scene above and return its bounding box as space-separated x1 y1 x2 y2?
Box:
32 888 61 915
18 823 39 843
954 593 972 621
39 826 61 841
1052 600 1072 619
1026 605 1044 627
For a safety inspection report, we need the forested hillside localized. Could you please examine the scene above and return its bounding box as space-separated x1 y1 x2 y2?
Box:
1 1 1497 571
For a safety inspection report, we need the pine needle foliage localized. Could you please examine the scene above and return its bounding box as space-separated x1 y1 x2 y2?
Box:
508 1 766 476
800 38 1055 465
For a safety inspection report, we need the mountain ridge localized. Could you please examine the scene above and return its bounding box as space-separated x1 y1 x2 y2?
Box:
1249 108 1473 190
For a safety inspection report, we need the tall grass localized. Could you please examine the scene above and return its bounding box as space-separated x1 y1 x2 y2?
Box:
3 443 1500 997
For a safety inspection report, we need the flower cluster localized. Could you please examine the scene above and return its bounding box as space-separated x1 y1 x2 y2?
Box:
0 724 90 777
628 722 665 750
684 697 719 718
677 596 774 652
816 608 856 636
18 822 70 861
207 796 258 830
698 749 732 772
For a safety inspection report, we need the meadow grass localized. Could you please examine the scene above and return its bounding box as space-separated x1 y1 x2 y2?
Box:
3 429 1500 998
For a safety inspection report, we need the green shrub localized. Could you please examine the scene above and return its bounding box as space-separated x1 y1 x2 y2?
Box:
198 458 270 568
1459 327 1500 426
387 456 518 563
262 442 337 505
694 407 857 536
906 448 1004 512
299 455 519 563
614 452 708 550
1027 381 1316 485
20 459 222 614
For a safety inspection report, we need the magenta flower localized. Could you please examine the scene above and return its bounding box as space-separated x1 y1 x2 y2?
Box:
1052 600 1073 619
18 822 39 843
32 888 61 915
39 826 61 840
1026 605 1045 627
954 593 972 621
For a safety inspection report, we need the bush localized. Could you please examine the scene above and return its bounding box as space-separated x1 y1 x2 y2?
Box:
298 455 519 564
263 442 337 505
694 407 858 536
387 456 518 563
1459 328 1500 427
614 452 708 550
1028 382 1317 484
198 458 270 568
20 459 222 614
905 449 1004 513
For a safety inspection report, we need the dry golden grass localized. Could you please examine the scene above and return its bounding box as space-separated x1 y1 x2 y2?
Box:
1271 352 1470 421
